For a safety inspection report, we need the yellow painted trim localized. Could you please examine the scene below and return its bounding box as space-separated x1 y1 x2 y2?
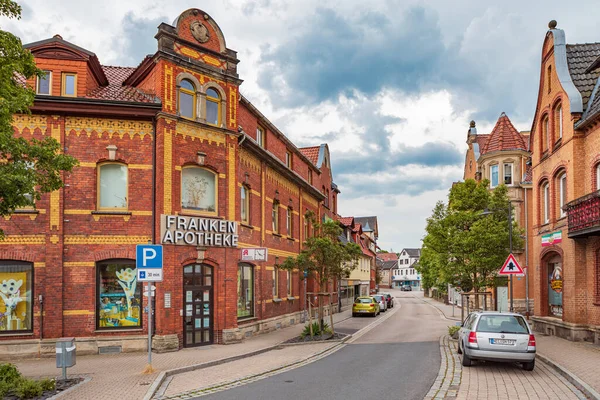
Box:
219 173 227 179
266 197 274 203
128 164 153 170
64 235 151 245
175 120 226 146
64 262 95 267
228 144 236 220
63 310 94 316
50 235 59 244
251 190 261 197
175 166 182 171
164 128 173 214
165 65 174 112
265 299 273 303
63 210 151 216
34 262 45 268
0 235 45 245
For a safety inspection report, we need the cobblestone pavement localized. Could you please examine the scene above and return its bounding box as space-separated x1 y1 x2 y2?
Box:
417 293 591 399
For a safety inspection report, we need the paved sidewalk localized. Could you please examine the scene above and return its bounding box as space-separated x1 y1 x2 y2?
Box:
418 293 600 399
13 310 353 400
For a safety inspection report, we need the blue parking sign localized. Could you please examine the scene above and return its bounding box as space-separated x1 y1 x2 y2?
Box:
136 245 163 269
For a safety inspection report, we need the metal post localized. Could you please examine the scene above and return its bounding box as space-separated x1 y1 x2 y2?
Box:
61 343 66 380
509 201 514 313
147 283 152 368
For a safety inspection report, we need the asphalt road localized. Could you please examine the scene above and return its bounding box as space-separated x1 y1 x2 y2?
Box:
198 290 449 400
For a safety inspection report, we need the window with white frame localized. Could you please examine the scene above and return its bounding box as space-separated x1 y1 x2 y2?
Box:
241 185 249 224
272 201 279 234
559 173 567 218
556 103 563 140
287 208 293 237
273 267 279 298
256 126 265 148
490 164 499 187
503 163 513 185
543 182 550 224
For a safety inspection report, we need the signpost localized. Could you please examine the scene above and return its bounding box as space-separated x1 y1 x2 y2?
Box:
136 244 163 374
499 253 523 313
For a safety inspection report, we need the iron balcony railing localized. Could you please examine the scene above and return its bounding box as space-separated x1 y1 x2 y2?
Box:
564 190 600 238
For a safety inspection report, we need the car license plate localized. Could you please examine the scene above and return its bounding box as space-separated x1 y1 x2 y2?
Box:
490 338 515 345
359 310 368 313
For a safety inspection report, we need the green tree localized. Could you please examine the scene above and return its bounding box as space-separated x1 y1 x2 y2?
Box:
278 212 362 333
418 179 523 304
0 0 78 236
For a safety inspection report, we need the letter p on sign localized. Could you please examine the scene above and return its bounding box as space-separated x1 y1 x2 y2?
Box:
136 245 163 269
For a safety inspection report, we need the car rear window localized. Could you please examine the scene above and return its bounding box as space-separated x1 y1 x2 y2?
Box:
476 315 529 334
373 295 383 301
356 298 372 304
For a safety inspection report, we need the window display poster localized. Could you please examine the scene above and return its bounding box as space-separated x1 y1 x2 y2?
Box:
0 269 31 332
98 263 141 328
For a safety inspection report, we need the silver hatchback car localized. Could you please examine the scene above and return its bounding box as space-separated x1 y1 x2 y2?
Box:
372 294 387 312
457 312 536 370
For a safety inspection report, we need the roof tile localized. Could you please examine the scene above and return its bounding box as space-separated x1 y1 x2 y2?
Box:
86 66 159 103
566 43 600 112
299 146 319 166
481 113 527 154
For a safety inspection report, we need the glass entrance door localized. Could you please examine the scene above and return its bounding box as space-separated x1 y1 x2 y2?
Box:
183 264 213 347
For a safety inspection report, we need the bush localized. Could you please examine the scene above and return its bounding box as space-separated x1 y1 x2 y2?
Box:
15 379 43 399
39 378 56 392
0 363 22 386
300 322 332 338
448 325 460 338
0 381 11 398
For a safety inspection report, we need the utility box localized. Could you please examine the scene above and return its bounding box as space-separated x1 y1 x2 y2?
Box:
56 337 76 369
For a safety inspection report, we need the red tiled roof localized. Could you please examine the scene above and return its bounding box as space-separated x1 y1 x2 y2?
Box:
299 146 319 166
86 66 159 103
481 113 527 155
352 223 361 233
475 134 489 149
359 238 374 257
339 217 353 227
377 253 398 261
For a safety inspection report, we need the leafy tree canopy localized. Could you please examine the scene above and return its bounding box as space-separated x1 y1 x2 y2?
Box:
417 179 523 293
0 0 78 236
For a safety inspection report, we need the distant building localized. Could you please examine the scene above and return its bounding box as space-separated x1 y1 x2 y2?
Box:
392 249 422 290
377 252 398 288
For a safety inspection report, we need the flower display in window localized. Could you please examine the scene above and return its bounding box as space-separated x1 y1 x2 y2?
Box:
0 279 23 330
116 267 137 319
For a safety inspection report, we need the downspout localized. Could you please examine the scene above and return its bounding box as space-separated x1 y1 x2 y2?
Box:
524 185 530 319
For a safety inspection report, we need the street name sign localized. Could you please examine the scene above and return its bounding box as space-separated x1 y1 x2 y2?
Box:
136 244 163 282
499 253 524 275
241 248 268 262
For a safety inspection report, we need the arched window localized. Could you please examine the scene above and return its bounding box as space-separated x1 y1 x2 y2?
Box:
181 167 217 214
596 164 600 191
98 163 128 210
542 181 550 224
543 116 550 151
558 172 567 218
237 263 254 319
179 79 196 119
555 103 563 141
206 88 220 126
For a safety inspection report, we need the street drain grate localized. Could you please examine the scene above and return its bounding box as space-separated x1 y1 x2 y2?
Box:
284 380 294 383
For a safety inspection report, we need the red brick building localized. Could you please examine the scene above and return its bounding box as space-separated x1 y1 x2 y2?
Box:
529 21 600 341
0 8 341 356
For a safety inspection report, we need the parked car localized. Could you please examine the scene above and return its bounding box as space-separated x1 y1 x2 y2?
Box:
380 292 394 308
352 296 380 317
401 285 412 291
457 311 536 371
372 294 387 312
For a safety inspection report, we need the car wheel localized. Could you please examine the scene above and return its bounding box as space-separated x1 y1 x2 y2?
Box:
352 313 356 317
523 360 535 371
457 340 462 354
372 312 377 317
461 347 472 367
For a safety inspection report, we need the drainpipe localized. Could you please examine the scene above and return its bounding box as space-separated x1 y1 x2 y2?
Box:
524 186 530 319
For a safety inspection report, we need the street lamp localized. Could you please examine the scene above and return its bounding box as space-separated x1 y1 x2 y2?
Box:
481 201 513 312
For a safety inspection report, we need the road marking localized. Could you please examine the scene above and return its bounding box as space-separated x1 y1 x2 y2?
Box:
346 304 401 344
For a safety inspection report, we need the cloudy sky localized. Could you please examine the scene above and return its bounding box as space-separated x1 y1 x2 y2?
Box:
5 0 598 252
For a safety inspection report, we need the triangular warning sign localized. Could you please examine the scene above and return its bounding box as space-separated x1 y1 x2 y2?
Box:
499 253 523 275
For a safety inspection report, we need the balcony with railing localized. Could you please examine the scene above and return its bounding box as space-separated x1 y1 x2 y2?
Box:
565 190 600 238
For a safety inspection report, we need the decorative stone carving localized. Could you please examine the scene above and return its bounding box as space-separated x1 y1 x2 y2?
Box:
190 21 209 43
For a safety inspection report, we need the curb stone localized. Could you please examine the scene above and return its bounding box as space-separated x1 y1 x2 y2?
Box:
48 376 91 400
424 335 462 400
150 306 399 399
536 354 600 400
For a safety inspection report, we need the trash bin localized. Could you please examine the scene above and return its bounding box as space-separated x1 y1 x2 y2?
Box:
56 337 76 379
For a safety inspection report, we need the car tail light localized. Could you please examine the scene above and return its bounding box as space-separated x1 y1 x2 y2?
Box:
468 331 478 345
369 304 374 307
528 334 536 347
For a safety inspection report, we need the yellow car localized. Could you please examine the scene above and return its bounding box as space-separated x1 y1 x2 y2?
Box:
352 296 380 317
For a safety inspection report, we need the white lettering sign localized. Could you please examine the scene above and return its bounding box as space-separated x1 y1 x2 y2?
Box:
160 214 239 247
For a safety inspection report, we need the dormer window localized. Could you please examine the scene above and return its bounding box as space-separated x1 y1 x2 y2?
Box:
61 73 76 97
206 88 220 126
37 71 51 95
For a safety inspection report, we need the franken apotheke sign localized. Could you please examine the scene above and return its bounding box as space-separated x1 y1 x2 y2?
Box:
161 215 239 247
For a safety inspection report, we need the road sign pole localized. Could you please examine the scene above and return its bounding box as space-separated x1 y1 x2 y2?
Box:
509 201 513 313
148 283 152 369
